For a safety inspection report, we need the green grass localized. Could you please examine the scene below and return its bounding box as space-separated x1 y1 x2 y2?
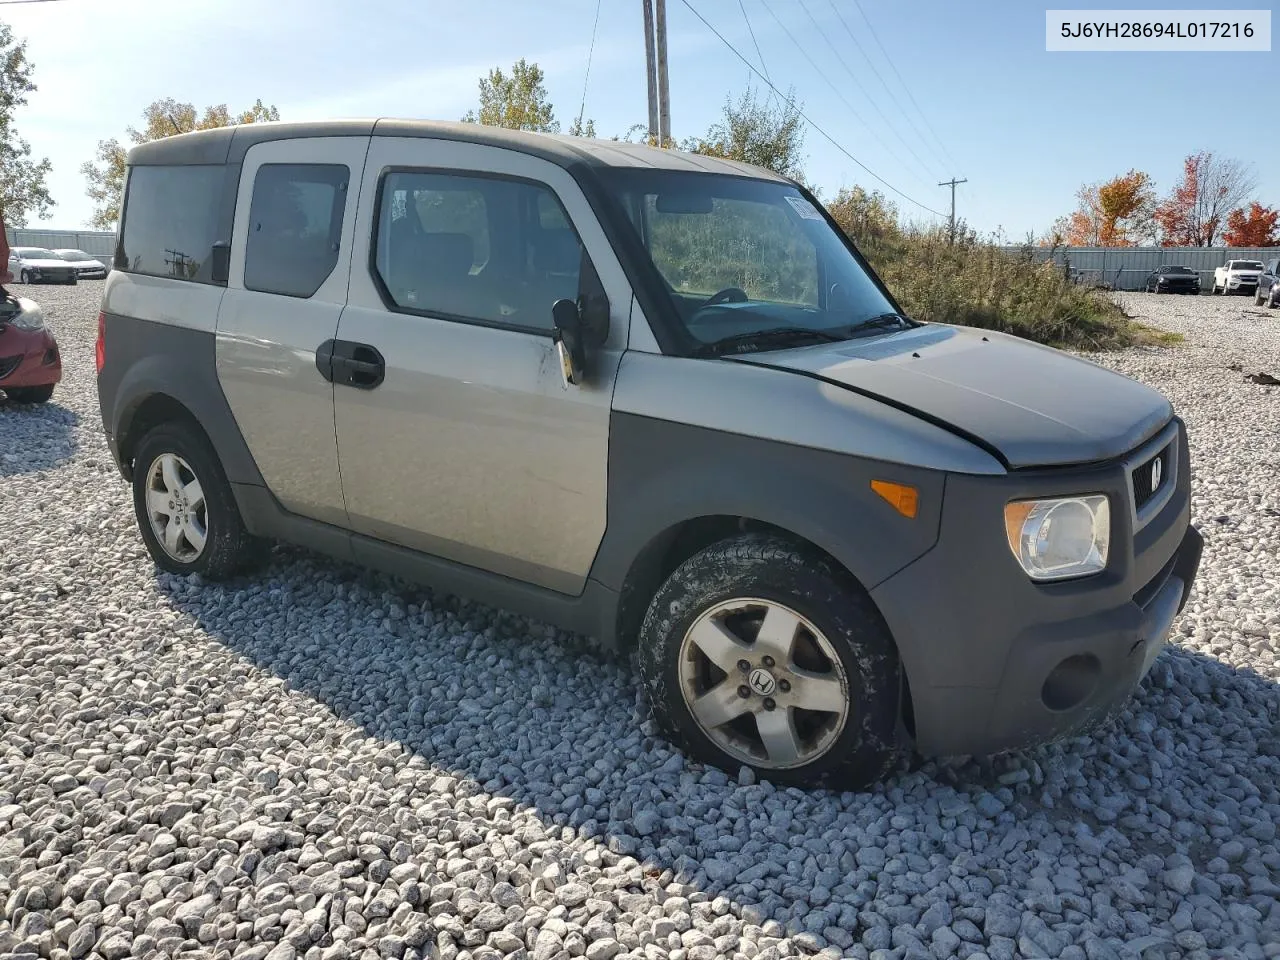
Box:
861 228 1171 352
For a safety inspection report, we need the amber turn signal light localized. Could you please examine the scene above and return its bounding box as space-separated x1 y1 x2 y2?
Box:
871 480 918 518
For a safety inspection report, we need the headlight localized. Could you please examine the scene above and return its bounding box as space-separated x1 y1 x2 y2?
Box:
9 304 46 331
1004 495 1110 581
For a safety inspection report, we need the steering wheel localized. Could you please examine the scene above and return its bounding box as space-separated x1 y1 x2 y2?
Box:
704 286 749 307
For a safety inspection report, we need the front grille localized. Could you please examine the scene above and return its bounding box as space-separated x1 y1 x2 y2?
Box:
0 355 22 380
1132 443 1172 509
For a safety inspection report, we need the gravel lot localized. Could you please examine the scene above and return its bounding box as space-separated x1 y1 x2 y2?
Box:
2 284 1278 960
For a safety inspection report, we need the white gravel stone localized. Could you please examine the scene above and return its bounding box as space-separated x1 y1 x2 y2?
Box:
1 284 1278 958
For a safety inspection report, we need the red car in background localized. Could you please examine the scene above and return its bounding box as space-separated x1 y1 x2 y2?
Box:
0 288 62 403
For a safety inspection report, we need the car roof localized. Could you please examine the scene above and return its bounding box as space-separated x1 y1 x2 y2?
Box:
125 118 792 184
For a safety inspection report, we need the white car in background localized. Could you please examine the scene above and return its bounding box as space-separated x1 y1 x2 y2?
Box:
52 248 109 280
1212 259 1264 296
7 247 79 285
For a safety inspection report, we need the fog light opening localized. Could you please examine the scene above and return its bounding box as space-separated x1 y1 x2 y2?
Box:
1041 654 1101 712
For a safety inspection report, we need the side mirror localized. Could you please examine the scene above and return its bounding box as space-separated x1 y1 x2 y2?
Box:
553 298 588 387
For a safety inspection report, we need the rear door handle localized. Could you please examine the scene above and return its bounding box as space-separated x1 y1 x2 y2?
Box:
317 339 385 389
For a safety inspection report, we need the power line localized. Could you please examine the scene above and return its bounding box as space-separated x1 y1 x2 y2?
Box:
676 0 947 218
850 0 963 175
737 0 770 83
824 0 950 175
0 0 79 5
796 0 940 185
756 0 936 195
575 0 604 133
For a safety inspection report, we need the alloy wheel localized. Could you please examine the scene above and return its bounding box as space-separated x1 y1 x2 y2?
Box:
677 597 850 769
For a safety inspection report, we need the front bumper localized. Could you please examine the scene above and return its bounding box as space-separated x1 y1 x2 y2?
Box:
0 327 63 389
872 417 1202 757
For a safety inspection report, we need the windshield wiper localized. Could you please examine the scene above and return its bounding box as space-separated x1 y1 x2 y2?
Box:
849 311 912 333
693 326 846 357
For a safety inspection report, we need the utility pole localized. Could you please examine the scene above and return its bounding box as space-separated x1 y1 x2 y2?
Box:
642 0 659 142
655 0 671 146
939 177 967 244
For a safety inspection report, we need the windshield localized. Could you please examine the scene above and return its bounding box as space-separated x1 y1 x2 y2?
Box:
55 250 92 261
1231 261 1264 270
605 170 901 351
1159 265 1192 273
16 248 57 259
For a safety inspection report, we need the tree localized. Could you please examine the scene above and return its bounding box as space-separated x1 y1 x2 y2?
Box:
1050 170 1154 247
1222 202 1279 247
826 185 899 254
1153 151 1257 247
81 98 280 229
682 85 806 182
0 21 53 226
462 59 559 132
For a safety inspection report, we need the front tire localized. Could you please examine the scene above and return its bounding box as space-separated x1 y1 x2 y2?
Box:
4 384 54 403
637 534 902 789
19 270 30 284
131 422 259 579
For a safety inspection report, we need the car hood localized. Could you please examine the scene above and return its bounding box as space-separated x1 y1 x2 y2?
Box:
1157 273 1197 280
1227 269 1263 276
731 324 1173 469
67 260 106 269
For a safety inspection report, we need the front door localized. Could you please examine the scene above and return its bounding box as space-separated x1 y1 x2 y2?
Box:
332 137 631 595
215 136 370 527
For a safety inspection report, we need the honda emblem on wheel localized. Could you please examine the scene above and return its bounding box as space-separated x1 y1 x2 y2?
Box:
748 668 777 696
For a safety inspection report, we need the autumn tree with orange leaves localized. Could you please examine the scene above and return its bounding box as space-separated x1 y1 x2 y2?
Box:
1222 202 1280 247
1050 169 1155 246
1153 151 1257 247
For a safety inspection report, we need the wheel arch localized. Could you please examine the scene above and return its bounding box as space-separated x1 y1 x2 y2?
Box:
106 345 266 492
610 513 919 740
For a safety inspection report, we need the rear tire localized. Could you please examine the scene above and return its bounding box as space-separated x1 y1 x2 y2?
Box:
19 270 30 284
131 422 261 580
637 533 903 789
1256 290 1266 306
4 384 54 403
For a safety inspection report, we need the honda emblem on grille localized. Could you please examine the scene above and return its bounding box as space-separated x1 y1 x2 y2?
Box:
1150 457 1163 491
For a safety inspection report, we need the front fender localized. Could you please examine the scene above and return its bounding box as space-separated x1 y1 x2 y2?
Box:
590 411 945 597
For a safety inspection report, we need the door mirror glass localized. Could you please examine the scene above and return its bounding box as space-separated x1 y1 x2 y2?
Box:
553 298 587 387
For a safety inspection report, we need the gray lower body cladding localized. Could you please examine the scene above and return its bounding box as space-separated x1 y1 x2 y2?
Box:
97 312 266 489
873 417 1200 757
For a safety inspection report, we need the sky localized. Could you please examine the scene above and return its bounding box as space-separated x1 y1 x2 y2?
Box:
2 0 1277 236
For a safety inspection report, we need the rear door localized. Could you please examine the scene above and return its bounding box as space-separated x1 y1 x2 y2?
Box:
215 136 370 527
330 137 632 595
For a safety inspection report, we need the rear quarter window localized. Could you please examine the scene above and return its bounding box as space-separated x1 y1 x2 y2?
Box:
118 165 224 283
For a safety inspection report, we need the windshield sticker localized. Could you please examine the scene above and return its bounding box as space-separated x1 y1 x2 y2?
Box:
785 195 824 221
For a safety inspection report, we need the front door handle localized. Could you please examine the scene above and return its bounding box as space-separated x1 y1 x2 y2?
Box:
317 339 385 389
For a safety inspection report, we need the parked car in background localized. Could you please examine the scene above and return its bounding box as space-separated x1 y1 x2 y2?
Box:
0 289 61 403
1254 259 1280 308
1212 259 1264 295
53 248 109 280
96 119 1204 788
1144 265 1201 295
7 247 78 285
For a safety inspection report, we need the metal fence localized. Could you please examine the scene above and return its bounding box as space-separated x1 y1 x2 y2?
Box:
999 245 1278 292
5 228 117 260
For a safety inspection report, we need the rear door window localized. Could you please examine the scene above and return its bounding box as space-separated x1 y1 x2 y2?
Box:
243 164 350 298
